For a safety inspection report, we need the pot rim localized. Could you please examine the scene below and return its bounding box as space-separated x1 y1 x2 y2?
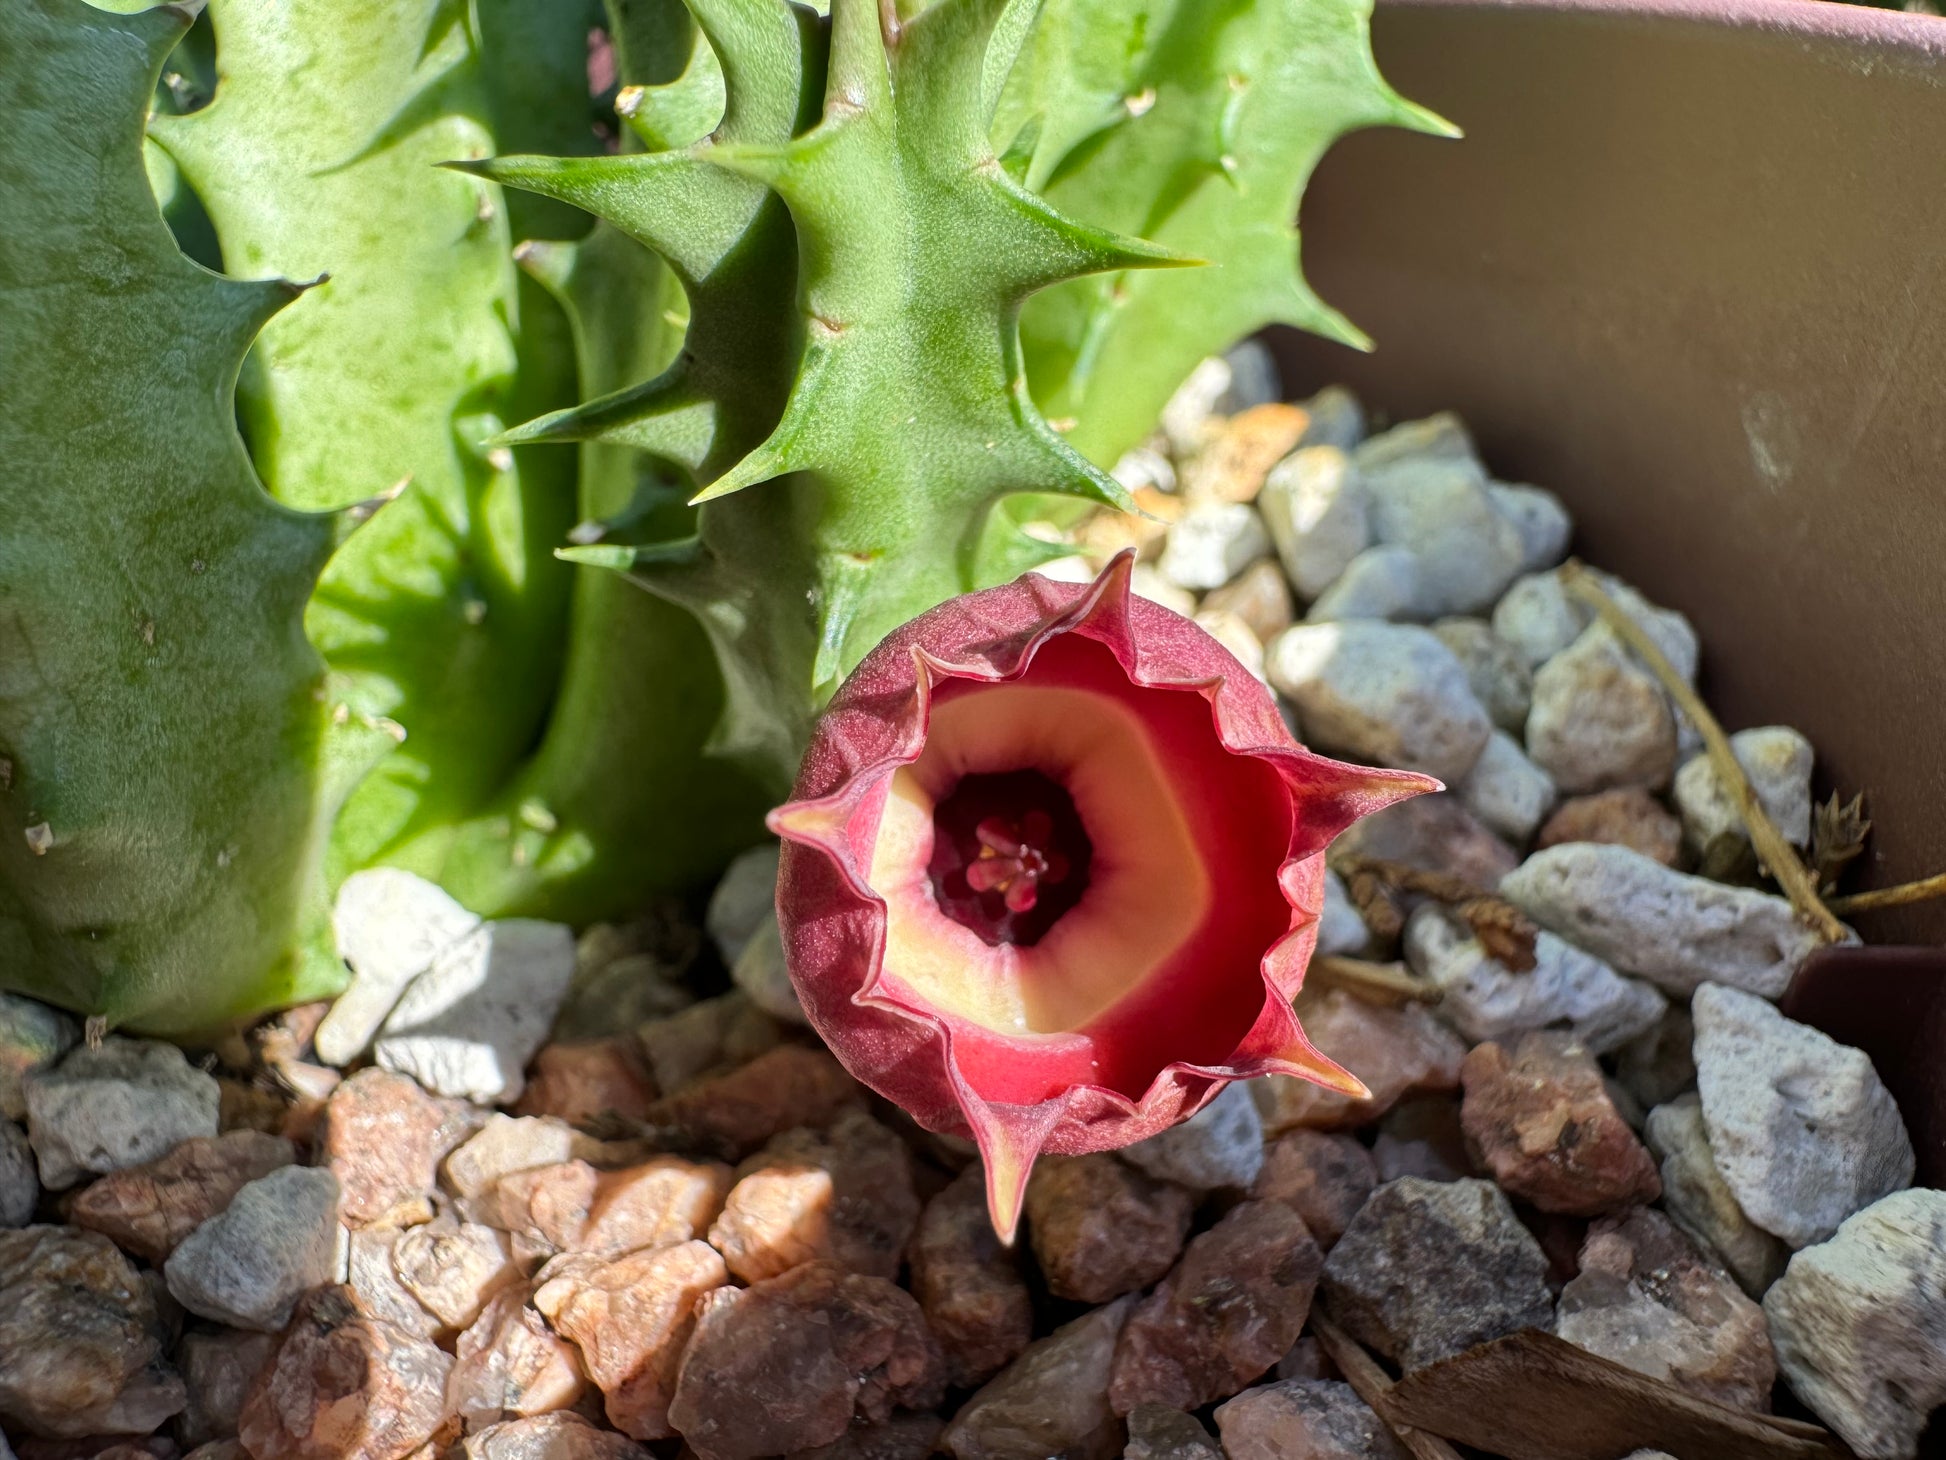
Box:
1383 0 1946 58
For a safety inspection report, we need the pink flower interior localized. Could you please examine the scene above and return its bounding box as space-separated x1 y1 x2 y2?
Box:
866 633 1294 1105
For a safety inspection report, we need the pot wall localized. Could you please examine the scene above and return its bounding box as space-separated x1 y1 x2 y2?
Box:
1270 0 1946 942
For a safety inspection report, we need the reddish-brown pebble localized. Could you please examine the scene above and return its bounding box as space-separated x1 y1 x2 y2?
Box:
1025 1155 1194 1304
1257 991 1466 1134
65 1131 294 1264
476 1156 730 1258
1252 1130 1377 1250
1109 1202 1322 1415
709 1109 919 1282
1536 788 1683 866
319 1069 476 1227
907 1166 1033 1387
182 1446 246 1460
635 993 783 1096
533 1240 727 1440
1213 1379 1408 1460
511 1040 656 1127
176 1328 279 1447
237 1287 454 1460
667 1260 944 1460
1460 1032 1662 1216
643 1045 862 1158
447 1288 588 1433
218 1078 294 1138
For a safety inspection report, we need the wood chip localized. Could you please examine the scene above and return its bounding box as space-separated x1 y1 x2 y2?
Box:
1374 1330 1849 1460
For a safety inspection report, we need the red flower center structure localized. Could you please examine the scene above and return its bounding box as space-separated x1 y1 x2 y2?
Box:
769 553 1436 1238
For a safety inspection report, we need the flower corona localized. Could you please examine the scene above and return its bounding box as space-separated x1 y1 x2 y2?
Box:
769 553 1437 1238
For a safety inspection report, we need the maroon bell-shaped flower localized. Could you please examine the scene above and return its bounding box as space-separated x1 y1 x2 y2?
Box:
769 554 1435 1237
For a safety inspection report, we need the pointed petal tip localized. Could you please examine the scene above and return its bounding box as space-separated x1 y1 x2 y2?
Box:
1267 1040 1369 1101
767 797 851 850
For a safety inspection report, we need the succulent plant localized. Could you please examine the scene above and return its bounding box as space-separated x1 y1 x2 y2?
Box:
0 0 381 1032
770 555 1434 1236
1 0 1432 1036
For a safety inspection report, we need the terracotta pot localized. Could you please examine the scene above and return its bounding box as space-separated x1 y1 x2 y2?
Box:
1269 0 1946 1191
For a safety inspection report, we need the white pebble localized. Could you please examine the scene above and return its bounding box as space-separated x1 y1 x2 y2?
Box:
1259 446 1371 600
1130 563 1197 616
319 868 482 1067
1404 905 1664 1056
1763 1189 1946 1459
374 919 575 1104
1672 726 1814 850
1112 444 1177 497
1491 571 1589 670
1159 502 1271 591
1303 546 1423 623
1295 385 1366 452
1693 983 1912 1249
1161 356 1233 457
1350 411 1475 471
1499 842 1828 999
1431 619 1532 735
1266 621 1491 783
1645 1095 1786 1298
1455 730 1556 844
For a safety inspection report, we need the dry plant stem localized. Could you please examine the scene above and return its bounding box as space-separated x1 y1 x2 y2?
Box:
1830 871 1946 915
1309 955 1443 1006
1338 856 1539 971
1309 1311 1467 1460
1558 561 1848 944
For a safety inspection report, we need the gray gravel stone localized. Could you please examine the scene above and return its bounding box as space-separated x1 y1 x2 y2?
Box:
1492 570 1588 669
1644 1095 1787 1299
1432 618 1533 734
1404 905 1664 1056
1763 1188 1946 1460
1124 1404 1221 1460
320 867 483 1067
0 994 77 1122
1267 620 1491 783
1317 868 1368 957
1295 385 1366 452
1119 1083 1264 1193
24 1037 220 1190
1351 412 1475 471
1672 726 1815 851
1303 545 1423 622
707 844 781 969
1693 984 1912 1249
375 919 575 1103
1614 1006 1697 1112
1487 482 1573 572
1259 446 1370 600
1219 340 1282 414
1158 503 1271 591
730 914 805 1025
1456 729 1556 844
165 1165 342 1331
0 1120 34 1227
1320 1176 1553 1372
1364 457 1528 616
1525 627 1678 793
1499 842 1826 999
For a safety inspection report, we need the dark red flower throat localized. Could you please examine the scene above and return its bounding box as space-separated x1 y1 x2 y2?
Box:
926 769 1093 946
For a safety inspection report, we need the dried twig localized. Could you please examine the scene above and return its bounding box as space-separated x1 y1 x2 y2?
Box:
1337 856 1540 971
1309 955 1442 1006
1309 1312 1466 1460
1559 561 1848 944
1830 871 1946 916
